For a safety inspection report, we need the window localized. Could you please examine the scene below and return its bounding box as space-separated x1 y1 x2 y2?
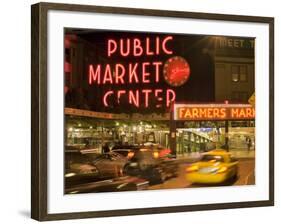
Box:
231 65 248 82
231 65 239 82
239 65 247 82
231 91 248 102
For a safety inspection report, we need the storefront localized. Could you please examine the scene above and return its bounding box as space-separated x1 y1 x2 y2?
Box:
65 108 171 152
65 102 255 156
169 103 255 155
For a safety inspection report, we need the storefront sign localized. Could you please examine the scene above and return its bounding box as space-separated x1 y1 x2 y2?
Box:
87 36 190 109
174 104 255 121
64 107 130 119
216 37 254 49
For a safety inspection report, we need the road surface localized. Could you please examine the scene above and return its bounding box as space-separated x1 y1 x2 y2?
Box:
148 158 255 190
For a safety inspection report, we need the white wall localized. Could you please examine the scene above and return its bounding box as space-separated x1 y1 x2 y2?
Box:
0 0 280 223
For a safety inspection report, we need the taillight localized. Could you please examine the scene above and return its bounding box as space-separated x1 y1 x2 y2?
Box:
127 152 134 159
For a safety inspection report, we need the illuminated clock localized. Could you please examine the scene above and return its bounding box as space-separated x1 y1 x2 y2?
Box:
163 56 191 87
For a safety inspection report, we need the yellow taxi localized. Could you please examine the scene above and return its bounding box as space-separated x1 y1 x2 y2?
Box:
186 149 238 184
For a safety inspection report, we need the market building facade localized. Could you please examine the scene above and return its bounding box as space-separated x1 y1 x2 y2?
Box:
64 30 255 155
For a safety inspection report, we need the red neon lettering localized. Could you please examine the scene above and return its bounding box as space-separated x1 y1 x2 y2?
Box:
120 39 130 56
153 61 162 83
103 91 113 106
129 90 139 107
107 39 117 57
129 63 139 83
155 36 160 55
103 64 113 84
155 89 163 108
162 36 173 54
166 89 176 107
142 89 152 108
133 38 143 56
117 90 126 103
115 64 125 84
146 37 154 55
89 64 101 84
142 62 150 83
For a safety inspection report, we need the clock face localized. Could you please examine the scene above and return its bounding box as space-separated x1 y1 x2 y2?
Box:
163 56 191 87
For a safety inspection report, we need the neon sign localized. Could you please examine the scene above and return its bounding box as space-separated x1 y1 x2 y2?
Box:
107 36 173 57
88 36 183 109
175 104 255 121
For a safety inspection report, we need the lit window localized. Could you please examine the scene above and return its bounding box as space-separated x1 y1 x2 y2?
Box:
231 65 239 82
231 65 248 82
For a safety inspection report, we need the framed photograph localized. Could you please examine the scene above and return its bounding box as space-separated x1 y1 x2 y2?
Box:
31 2 274 221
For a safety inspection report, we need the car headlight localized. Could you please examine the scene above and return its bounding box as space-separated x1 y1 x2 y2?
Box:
65 172 76 178
217 167 228 173
186 165 198 172
153 151 159 159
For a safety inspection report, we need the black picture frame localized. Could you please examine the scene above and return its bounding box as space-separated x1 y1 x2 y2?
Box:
31 2 274 221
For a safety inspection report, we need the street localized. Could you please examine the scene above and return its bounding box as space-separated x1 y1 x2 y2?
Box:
148 158 255 190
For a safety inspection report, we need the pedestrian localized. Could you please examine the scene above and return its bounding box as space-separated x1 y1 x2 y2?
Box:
247 137 252 151
102 143 110 154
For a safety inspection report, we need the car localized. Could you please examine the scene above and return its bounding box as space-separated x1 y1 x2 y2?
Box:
65 149 129 188
65 176 149 194
65 149 102 188
112 145 178 184
111 145 139 159
92 151 129 178
185 149 238 184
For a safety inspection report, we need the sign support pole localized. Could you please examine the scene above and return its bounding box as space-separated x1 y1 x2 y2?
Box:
225 120 229 151
169 101 177 157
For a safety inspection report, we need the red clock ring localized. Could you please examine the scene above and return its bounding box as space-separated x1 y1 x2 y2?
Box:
163 56 191 87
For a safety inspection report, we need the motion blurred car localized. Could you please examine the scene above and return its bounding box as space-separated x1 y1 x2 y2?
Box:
65 176 149 194
112 145 178 184
65 149 102 188
92 152 128 178
185 149 238 184
65 148 130 188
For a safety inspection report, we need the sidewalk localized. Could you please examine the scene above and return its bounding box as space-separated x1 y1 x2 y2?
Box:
229 149 255 159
